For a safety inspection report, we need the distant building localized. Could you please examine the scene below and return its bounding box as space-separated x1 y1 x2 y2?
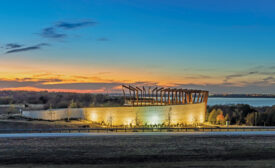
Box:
22 85 209 126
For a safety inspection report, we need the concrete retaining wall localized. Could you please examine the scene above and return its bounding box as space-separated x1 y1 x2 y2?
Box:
22 103 206 125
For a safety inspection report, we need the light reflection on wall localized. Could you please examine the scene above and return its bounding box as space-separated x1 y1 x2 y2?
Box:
89 112 98 121
85 103 206 126
188 114 194 124
199 114 204 123
149 115 160 125
124 118 133 125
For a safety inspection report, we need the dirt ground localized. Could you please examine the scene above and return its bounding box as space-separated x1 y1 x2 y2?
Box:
0 120 98 130
0 133 275 167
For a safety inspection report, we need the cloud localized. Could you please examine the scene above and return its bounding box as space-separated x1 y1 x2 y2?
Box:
56 20 97 30
5 43 23 49
18 78 63 83
40 27 66 39
0 79 121 93
223 65 275 84
223 71 260 82
172 83 275 94
184 75 211 80
224 74 245 82
39 20 97 40
5 43 49 54
263 76 275 82
0 76 274 94
0 80 40 88
97 37 109 41
0 77 160 93
247 71 258 75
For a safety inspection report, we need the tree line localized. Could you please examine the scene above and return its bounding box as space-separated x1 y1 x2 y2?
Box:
0 91 124 109
207 104 275 126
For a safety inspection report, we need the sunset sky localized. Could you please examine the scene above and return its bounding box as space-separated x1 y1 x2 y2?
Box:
0 0 275 94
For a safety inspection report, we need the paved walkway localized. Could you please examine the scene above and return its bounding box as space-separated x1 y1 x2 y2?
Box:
1 131 275 138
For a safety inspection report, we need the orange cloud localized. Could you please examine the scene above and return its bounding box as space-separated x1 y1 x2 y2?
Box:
0 87 105 93
1 59 273 93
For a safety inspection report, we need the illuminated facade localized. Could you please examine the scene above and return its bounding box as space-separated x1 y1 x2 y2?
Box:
22 85 209 126
84 103 206 125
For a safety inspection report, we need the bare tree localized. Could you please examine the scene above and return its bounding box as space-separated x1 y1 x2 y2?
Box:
107 114 113 127
167 107 172 127
135 111 140 127
67 99 76 121
83 108 89 121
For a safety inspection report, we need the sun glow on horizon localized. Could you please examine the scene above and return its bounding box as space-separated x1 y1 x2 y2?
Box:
0 87 105 93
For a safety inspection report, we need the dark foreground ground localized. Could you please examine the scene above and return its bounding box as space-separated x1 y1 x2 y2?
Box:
0 132 275 168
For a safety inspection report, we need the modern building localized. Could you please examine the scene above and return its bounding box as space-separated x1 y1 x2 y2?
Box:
22 85 209 126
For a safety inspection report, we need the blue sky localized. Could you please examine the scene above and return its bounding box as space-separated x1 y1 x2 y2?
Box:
0 0 275 94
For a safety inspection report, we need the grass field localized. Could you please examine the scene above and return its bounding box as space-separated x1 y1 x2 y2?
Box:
0 119 95 130
0 133 275 167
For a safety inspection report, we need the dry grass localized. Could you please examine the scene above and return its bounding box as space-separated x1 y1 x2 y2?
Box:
0 120 96 130
0 133 275 167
